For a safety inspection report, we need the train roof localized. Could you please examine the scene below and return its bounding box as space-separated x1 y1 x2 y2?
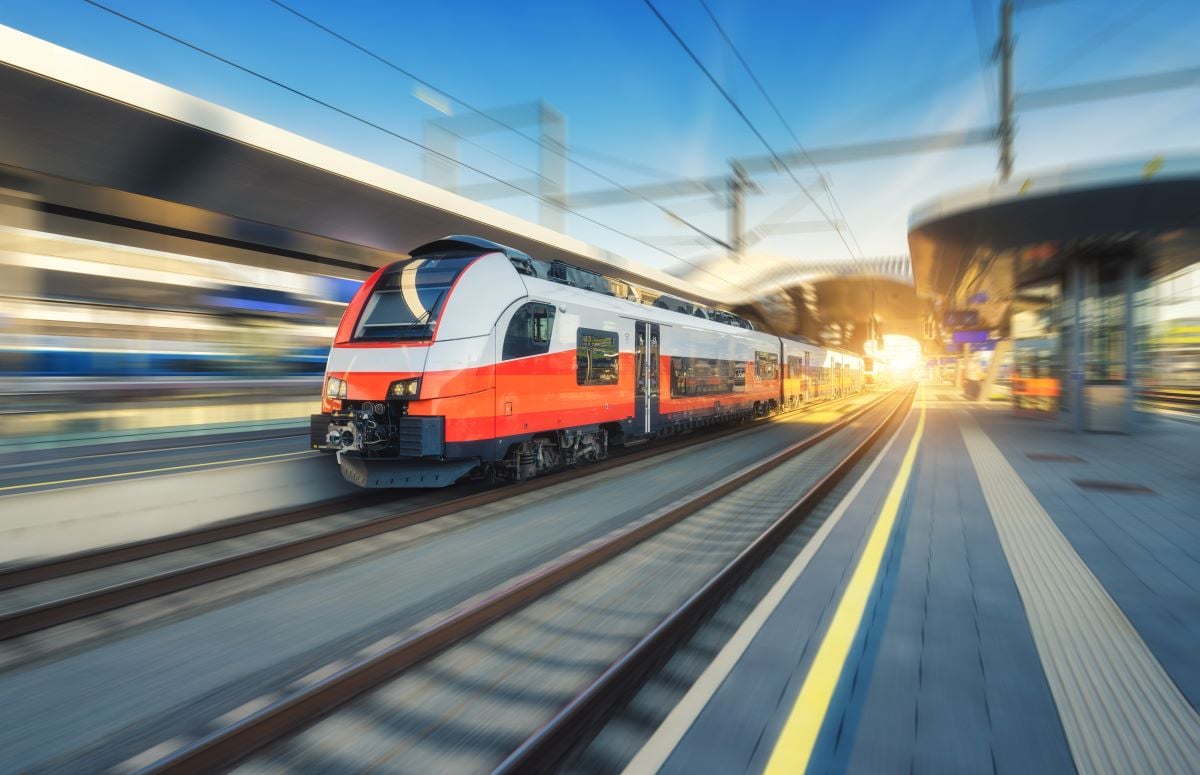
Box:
400 236 863 358
412 236 533 263
521 274 775 340
409 236 756 331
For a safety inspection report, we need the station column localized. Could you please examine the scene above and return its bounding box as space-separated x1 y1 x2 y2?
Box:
1065 250 1141 433
1067 256 1084 432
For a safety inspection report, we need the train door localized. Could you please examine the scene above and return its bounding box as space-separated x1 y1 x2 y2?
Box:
634 321 660 435
803 351 811 401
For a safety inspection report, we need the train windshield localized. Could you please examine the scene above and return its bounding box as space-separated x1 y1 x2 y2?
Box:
353 254 477 341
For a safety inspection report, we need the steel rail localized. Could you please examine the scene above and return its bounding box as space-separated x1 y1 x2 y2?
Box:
0 393 876 640
1140 389 1200 410
0 393 858 592
493 384 915 773
0 492 394 591
140 388 905 773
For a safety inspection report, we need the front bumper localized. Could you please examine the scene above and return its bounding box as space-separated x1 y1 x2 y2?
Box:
312 412 475 487
336 454 479 488
310 412 445 456
310 413 336 450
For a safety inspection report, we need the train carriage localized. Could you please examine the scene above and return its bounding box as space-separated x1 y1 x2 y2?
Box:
781 337 823 408
656 313 782 428
313 236 866 488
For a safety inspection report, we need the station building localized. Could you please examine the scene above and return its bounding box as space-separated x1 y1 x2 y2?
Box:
909 155 1200 432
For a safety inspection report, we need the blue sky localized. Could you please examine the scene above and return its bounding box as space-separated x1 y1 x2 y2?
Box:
3 0 1199 282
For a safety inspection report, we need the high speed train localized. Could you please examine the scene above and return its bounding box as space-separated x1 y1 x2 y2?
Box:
312 236 863 488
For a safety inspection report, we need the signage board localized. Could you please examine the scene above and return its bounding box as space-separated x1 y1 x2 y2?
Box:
943 309 979 328
951 329 989 345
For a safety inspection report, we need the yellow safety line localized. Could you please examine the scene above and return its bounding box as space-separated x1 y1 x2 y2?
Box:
764 385 926 775
0 450 311 494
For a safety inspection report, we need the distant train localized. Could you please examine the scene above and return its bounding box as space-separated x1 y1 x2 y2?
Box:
0 335 328 377
312 236 864 488
864 353 890 387
1 241 338 378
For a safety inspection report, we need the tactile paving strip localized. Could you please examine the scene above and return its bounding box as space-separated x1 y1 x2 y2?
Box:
960 413 1200 775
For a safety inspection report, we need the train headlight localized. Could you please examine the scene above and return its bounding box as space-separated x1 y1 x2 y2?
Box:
389 377 421 398
324 375 347 399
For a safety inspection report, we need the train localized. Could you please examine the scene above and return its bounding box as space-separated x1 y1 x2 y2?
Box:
863 352 890 387
311 236 864 488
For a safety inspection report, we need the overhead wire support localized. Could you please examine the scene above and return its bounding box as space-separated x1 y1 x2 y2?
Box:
971 0 999 124
267 0 732 253
1026 0 1167 89
1017 65 1200 110
996 0 1016 181
81 0 773 297
79 0 553 213
641 0 859 264
695 0 865 262
571 145 700 184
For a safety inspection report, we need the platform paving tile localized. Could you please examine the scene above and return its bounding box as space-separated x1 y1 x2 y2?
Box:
838 409 1071 775
959 410 1200 773
974 410 1200 708
638 402 1199 774
655 402 1074 775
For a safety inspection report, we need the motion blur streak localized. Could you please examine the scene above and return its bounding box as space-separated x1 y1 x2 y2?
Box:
0 225 357 443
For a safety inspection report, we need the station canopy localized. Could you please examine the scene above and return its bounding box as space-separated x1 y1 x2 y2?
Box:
908 154 1200 302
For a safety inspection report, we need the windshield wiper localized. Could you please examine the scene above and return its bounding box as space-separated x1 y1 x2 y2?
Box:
400 290 444 328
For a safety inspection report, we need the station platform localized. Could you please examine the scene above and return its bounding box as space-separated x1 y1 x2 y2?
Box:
0 376 317 454
0 428 353 565
627 387 1200 774
0 427 309 495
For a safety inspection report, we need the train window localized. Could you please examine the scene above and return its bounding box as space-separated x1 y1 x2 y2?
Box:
502 303 556 359
352 255 474 341
787 356 803 378
670 356 742 396
533 311 553 343
577 329 619 386
755 351 779 380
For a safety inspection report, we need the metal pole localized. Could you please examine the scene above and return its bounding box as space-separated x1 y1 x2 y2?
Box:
539 102 567 232
1068 256 1084 432
423 123 460 193
998 0 1015 181
728 162 746 263
1123 253 1138 432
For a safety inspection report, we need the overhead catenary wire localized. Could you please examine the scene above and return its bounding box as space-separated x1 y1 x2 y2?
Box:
266 0 733 253
436 124 553 186
1023 0 1166 89
82 0 768 298
642 0 860 264
571 144 703 184
695 0 865 263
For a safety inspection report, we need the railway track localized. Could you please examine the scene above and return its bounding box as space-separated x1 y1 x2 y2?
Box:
1140 389 1200 415
0 491 397 591
0 391 877 644
133 385 913 773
